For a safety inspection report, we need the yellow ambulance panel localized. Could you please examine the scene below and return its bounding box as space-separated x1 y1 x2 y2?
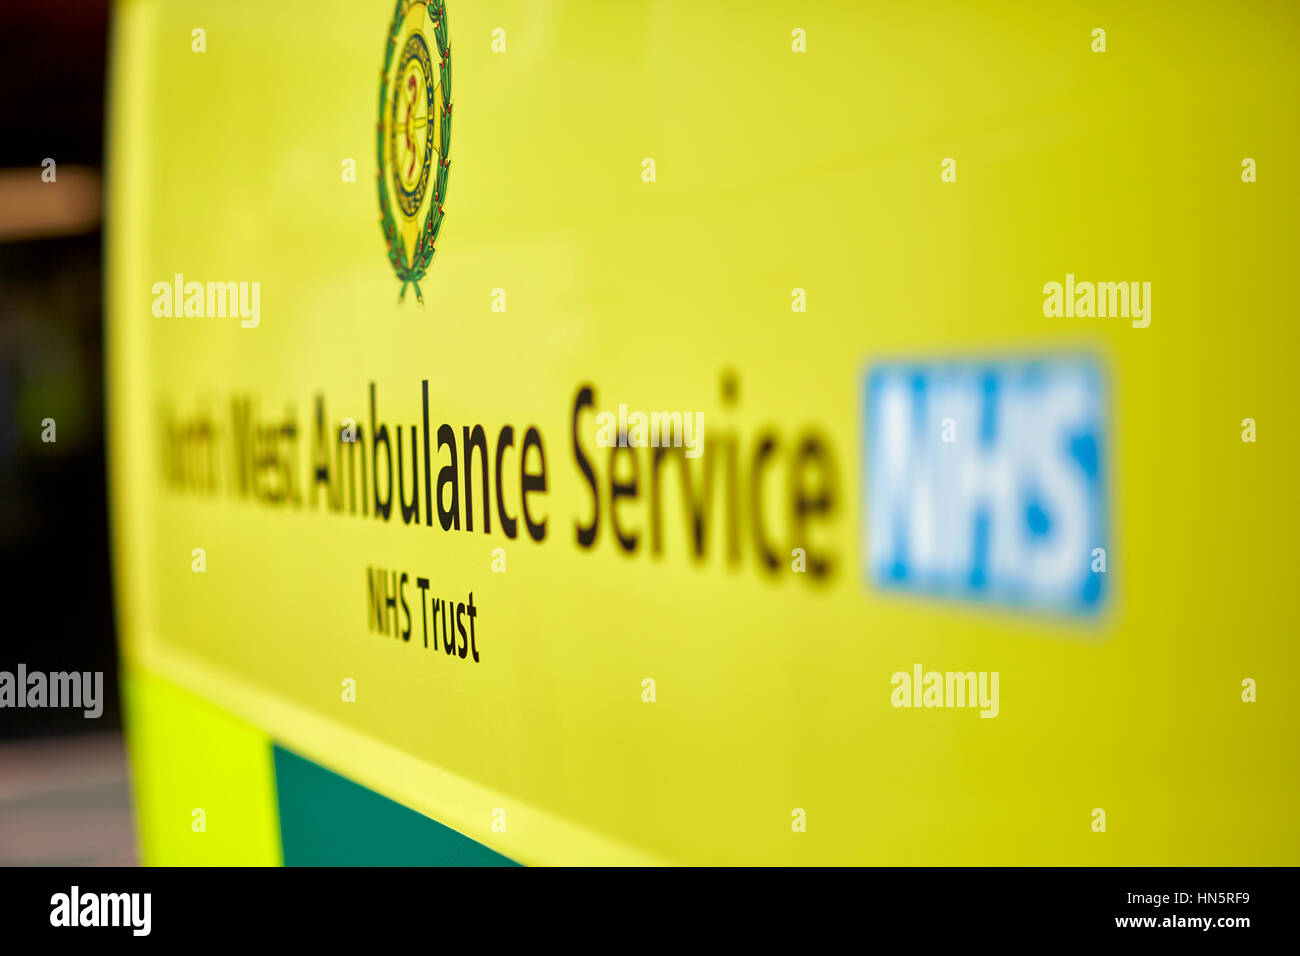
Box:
107 0 1300 864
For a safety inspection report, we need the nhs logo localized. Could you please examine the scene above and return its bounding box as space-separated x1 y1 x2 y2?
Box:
864 358 1109 616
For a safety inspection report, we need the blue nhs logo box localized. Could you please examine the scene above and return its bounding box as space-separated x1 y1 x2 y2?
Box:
864 358 1109 615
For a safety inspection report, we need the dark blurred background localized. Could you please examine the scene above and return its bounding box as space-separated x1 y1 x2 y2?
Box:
0 0 136 864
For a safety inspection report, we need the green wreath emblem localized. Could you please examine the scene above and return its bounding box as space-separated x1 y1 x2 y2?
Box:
377 0 451 304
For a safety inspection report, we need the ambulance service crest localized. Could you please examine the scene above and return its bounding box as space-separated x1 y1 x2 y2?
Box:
377 0 451 303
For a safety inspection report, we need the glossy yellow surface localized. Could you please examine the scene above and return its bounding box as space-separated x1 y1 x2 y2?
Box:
108 0 1299 863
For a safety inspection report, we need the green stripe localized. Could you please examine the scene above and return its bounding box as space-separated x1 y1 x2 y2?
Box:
273 745 520 867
